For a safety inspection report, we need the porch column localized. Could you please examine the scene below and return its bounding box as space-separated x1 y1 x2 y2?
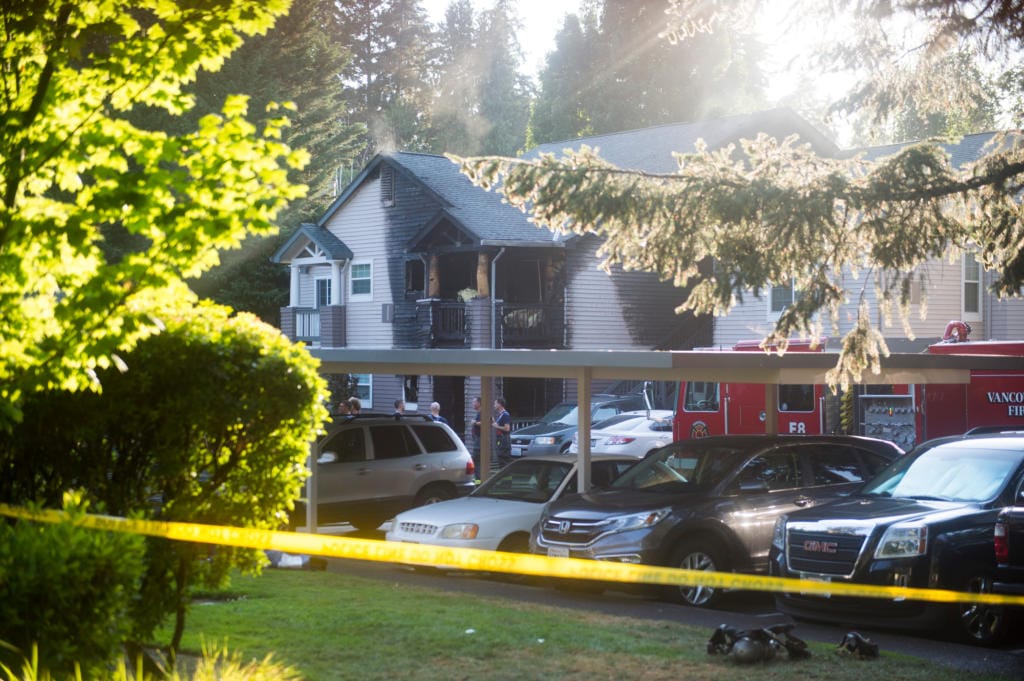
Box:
476 252 490 297
330 261 344 304
428 254 441 298
290 265 300 307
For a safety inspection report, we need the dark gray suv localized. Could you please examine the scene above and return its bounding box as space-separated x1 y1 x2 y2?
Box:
510 394 647 457
531 434 903 606
291 414 476 531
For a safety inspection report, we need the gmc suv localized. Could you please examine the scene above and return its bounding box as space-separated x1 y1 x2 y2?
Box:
770 433 1024 645
290 414 476 531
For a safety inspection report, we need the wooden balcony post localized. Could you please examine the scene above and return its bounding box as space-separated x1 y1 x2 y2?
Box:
476 252 490 298
428 254 441 298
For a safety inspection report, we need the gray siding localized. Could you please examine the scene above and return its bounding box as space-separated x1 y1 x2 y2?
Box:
564 235 698 350
714 255 991 347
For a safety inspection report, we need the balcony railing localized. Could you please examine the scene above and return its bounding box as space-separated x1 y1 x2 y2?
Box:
295 308 320 343
500 303 563 348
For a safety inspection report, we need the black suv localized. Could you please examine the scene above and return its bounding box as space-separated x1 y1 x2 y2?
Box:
530 434 903 607
770 433 1024 645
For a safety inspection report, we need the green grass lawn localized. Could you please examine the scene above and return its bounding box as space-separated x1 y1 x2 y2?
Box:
166 567 1015 681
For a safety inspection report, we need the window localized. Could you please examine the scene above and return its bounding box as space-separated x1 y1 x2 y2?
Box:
768 280 800 319
963 252 981 319
405 259 424 297
370 425 421 460
411 425 457 453
684 381 719 411
779 384 814 412
351 261 372 298
807 446 866 486
403 375 419 411
320 427 366 464
352 373 372 407
737 451 801 491
315 278 332 308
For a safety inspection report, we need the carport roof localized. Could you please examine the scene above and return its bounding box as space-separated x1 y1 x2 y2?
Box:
310 347 1024 385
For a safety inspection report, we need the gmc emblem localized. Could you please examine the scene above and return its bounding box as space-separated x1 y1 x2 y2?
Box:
803 540 838 554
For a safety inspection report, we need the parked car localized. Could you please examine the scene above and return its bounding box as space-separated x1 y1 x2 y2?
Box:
531 434 903 607
510 394 647 457
769 433 1024 645
290 414 476 531
568 409 674 458
386 454 637 554
995 502 1024 594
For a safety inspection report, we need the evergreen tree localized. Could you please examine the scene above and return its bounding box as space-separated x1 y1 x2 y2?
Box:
528 13 600 145
477 0 534 155
187 0 366 322
338 0 435 160
530 0 766 143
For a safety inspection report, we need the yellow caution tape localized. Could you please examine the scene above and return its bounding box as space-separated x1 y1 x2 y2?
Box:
3 503 1024 606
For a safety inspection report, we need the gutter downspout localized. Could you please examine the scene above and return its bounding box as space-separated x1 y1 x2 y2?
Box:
490 248 507 349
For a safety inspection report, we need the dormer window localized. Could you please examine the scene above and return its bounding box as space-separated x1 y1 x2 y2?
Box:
381 166 394 207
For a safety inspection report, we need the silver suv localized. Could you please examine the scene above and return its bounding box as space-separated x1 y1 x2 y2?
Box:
293 414 476 531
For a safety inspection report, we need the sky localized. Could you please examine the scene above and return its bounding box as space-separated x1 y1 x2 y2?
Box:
421 0 584 80
420 0 834 103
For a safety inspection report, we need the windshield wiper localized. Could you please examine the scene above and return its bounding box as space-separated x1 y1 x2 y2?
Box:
903 494 954 502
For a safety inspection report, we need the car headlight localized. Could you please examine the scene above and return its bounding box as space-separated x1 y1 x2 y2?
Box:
772 515 788 551
874 523 927 558
604 508 671 534
440 523 479 540
535 436 561 446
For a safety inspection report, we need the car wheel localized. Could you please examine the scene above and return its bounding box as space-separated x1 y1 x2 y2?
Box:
665 538 728 607
956 574 1007 646
497 533 530 553
413 484 455 507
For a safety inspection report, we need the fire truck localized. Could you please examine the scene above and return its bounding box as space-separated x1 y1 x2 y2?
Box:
672 323 1024 450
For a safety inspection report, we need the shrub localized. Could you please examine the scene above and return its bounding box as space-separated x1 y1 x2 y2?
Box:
0 498 145 678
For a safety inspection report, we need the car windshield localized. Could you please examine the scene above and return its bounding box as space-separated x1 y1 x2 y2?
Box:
592 413 640 430
540 403 579 426
610 443 742 493
861 443 1024 502
474 459 573 503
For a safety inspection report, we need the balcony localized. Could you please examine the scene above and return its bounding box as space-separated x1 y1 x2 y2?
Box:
294 308 320 343
499 303 563 349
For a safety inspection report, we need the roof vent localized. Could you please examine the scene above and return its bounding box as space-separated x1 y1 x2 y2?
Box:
381 166 394 207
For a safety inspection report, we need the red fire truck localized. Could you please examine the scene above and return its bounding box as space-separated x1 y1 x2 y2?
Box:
673 324 1024 449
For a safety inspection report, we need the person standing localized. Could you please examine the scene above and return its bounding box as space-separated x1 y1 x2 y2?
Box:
429 401 448 424
492 397 512 467
393 398 405 417
347 396 362 416
470 396 482 479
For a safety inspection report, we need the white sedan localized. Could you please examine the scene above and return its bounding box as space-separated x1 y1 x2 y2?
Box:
568 409 674 458
385 454 637 553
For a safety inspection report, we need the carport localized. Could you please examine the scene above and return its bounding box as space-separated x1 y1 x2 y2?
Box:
304 347 1024 530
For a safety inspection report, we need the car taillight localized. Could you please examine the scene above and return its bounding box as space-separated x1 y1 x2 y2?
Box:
995 518 1009 564
466 459 475 476
605 436 635 445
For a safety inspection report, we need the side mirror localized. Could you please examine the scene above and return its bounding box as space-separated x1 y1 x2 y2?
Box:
739 480 769 493
317 451 338 464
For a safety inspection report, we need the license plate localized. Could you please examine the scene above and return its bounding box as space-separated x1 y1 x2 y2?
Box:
512 446 524 457
547 546 569 558
798 573 832 598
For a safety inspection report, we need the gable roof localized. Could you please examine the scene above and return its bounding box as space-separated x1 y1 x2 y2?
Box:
527 107 841 172
271 222 353 264
386 152 561 246
853 130 1011 168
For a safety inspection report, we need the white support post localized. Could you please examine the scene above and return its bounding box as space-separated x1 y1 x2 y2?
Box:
576 367 592 493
